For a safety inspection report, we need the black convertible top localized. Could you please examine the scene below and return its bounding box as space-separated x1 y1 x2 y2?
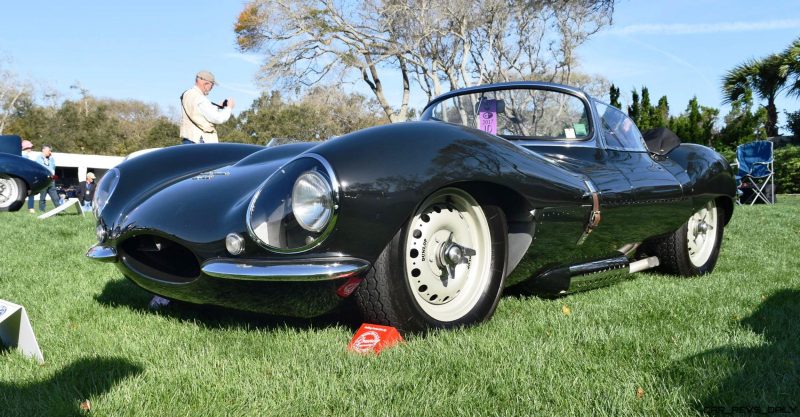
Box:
643 127 681 156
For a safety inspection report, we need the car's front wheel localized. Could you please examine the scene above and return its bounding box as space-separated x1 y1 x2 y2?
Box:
0 174 27 212
652 199 724 276
355 187 507 332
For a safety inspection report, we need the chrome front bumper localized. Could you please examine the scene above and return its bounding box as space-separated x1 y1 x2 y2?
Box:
86 245 370 282
86 245 118 262
200 259 371 282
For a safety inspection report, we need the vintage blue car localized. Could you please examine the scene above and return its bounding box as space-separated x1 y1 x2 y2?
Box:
0 135 52 212
87 82 736 332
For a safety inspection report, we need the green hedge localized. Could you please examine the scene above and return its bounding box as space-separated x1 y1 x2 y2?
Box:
718 148 736 166
774 145 800 194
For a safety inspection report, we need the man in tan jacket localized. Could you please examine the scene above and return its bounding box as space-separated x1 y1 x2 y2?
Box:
180 70 235 144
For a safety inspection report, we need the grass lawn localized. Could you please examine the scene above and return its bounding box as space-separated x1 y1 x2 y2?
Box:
1 198 798 416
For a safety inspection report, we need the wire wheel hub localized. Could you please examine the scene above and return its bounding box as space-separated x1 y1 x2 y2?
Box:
0 175 19 208
687 200 718 267
404 188 492 321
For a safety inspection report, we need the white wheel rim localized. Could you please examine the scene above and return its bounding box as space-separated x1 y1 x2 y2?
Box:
687 200 718 267
0 175 19 208
404 188 492 322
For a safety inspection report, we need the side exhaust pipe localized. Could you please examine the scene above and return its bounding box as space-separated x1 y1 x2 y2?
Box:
530 254 661 294
629 256 659 273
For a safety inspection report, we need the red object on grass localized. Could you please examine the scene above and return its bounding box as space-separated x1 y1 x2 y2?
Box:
348 323 403 354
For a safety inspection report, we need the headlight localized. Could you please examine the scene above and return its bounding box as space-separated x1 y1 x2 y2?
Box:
292 171 333 232
247 154 338 253
93 168 120 217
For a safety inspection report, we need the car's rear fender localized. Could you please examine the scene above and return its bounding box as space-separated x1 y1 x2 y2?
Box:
661 143 736 223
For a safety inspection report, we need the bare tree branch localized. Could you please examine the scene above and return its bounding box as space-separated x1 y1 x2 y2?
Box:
235 0 615 122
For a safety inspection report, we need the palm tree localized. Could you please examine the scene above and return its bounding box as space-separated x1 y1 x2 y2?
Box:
722 53 790 137
785 38 800 97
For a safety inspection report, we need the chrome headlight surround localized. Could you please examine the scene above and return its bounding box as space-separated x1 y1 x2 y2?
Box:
93 168 120 218
246 154 339 253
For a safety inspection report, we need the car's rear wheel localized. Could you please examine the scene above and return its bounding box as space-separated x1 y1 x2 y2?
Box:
652 199 724 276
355 187 507 332
0 174 27 212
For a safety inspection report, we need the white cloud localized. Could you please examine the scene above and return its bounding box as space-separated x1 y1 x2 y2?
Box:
609 19 800 36
218 82 260 97
620 36 716 87
225 53 262 66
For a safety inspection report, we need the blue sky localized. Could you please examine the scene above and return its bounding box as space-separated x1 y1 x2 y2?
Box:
581 0 799 126
1 0 799 130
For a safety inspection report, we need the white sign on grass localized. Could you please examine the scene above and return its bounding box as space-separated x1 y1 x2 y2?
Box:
0 299 44 364
37 197 84 220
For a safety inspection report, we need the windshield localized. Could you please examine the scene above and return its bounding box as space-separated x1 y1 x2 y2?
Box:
423 88 591 141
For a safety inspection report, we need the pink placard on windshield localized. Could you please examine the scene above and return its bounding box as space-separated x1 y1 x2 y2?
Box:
479 100 497 134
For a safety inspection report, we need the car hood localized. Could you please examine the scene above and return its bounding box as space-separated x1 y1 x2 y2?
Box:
105 144 315 253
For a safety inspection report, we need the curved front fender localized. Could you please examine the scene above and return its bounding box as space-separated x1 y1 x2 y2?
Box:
0 154 52 194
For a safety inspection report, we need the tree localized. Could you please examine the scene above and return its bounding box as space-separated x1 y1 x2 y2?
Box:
638 86 652 131
685 97 703 143
672 97 701 142
653 96 669 129
722 52 790 137
609 84 620 108
784 109 800 138
6 86 182 155
620 86 669 131
226 87 385 144
627 89 640 125
4 94 46 140
699 105 719 147
234 0 615 122
784 37 800 97
717 89 767 149
142 119 180 149
0 59 33 135
562 72 610 99
669 96 718 146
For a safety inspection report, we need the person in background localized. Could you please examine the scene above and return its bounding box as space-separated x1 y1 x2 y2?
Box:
179 70 235 144
35 145 61 212
21 139 36 213
77 172 96 212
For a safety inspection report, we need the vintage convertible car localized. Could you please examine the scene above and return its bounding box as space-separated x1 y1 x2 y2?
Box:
0 135 53 212
86 82 735 331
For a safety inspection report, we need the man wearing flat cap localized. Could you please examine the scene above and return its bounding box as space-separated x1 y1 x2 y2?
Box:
179 70 235 144
77 172 96 212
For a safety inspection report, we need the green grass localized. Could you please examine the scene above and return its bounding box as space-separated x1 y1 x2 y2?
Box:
1 198 799 416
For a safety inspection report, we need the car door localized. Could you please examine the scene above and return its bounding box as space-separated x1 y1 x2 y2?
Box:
593 101 690 238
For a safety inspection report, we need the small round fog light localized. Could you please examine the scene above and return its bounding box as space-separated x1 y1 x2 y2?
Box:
96 225 108 243
226 233 245 256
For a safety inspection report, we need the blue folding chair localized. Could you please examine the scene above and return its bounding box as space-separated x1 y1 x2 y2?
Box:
735 140 774 205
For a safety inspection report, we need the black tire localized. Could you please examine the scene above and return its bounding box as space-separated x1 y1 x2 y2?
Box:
354 187 507 332
651 199 724 276
0 175 27 212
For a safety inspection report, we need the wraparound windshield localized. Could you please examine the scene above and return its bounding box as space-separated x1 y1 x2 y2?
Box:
424 88 591 141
